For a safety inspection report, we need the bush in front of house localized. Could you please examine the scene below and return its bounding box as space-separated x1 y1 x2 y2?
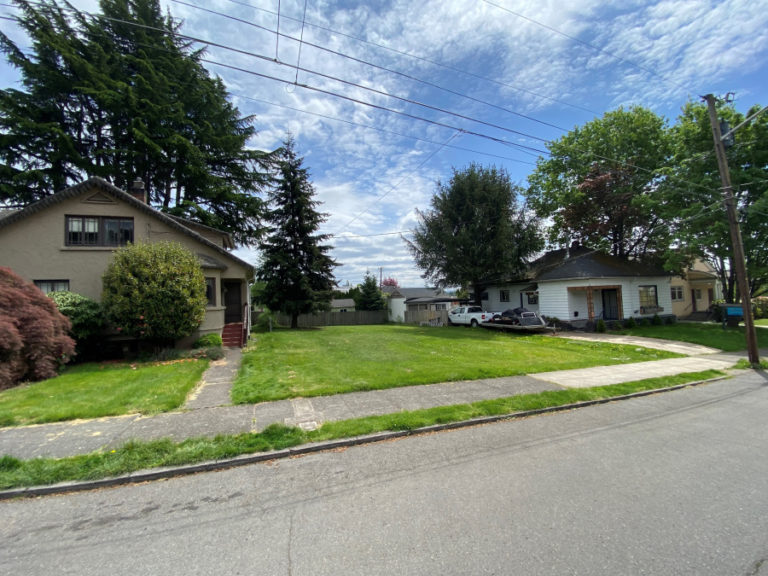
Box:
0 267 75 389
624 317 637 328
193 333 223 348
595 318 607 333
49 291 105 359
102 242 207 349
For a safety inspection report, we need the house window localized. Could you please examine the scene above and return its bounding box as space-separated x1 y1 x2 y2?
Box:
434 303 447 311
481 291 489 301
66 216 133 246
671 286 684 301
695 289 702 300
639 285 658 308
205 277 216 307
34 280 69 294
500 290 510 303
527 293 539 305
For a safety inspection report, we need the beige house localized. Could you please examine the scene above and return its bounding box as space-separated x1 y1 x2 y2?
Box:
670 259 722 319
0 177 254 347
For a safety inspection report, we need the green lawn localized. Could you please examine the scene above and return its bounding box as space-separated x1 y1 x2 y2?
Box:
0 369 724 490
756 319 768 326
613 322 768 351
232 325 681 403
0 359 209 427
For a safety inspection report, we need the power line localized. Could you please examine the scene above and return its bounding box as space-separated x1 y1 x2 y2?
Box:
171 0 570 135
482 0 692 94
218 0 600 116
237 94 536 166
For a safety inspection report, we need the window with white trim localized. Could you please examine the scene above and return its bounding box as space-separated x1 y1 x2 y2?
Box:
671 286 684 301
639 285 658 308
500 289 510 303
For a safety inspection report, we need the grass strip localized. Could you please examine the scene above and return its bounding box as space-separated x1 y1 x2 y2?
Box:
0 370 724 491
0 359 210 427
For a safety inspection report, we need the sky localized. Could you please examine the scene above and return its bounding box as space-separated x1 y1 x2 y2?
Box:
2 0 767 288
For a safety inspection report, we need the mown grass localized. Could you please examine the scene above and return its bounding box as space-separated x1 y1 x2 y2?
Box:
0 370 723 490
613 322 768 351
0 359 209 427
233 325 681 403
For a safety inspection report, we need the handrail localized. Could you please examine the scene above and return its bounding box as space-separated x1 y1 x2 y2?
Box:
241 302 250 346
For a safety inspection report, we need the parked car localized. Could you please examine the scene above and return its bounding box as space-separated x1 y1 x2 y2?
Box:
491 307 546 327
448 305 495 327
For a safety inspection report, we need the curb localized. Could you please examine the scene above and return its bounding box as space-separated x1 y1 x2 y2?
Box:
0 374 730 500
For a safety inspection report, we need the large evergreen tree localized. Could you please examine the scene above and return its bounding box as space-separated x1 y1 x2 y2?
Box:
256 138 336 329
406 163 543 305
0 0 272 245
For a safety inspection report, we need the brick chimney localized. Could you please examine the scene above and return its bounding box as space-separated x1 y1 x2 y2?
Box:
130 178 147 203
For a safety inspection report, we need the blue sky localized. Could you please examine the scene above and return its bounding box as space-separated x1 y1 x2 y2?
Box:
2 0 767 288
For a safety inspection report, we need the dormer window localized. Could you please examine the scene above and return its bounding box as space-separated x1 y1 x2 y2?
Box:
66 216 134 246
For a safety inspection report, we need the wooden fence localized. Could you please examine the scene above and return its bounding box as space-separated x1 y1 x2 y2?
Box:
404 309 449 326
255 310 389 328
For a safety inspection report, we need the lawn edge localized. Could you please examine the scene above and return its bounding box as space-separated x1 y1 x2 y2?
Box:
0 372 731 500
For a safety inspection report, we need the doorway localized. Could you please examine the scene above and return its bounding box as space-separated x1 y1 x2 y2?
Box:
223 281 242 323
602 289 619 320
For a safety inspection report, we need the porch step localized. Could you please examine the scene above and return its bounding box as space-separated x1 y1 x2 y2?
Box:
683 311 712 322
221 322 244 348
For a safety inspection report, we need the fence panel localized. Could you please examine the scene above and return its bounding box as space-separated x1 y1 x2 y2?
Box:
255 310 389 328
404 309 449 326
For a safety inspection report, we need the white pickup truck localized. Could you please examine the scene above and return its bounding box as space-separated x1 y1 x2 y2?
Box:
447 305 495 327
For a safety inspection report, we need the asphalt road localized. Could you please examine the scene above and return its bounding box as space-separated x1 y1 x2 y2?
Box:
2 371 768 575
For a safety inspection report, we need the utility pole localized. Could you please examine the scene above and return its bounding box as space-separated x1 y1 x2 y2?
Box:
704 94 760 366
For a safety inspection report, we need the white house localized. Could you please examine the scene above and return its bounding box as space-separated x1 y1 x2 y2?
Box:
483 245 674 326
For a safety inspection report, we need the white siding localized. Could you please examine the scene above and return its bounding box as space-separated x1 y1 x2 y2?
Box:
486 284 539 314
388 297 406 323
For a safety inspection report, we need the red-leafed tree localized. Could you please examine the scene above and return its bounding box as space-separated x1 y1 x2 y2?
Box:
381 277 399 288
0 267 75 389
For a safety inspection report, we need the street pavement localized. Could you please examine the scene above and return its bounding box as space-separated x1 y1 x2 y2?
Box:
0 333 759 461
2 370 767 575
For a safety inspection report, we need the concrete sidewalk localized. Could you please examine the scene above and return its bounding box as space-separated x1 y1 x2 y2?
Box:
0 335 756 460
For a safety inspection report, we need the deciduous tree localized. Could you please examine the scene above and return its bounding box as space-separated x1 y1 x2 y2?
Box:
526 106 671 259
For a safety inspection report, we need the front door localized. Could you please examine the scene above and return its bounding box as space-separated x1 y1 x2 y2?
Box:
602 289 619 320
223 281 242 324
691 289 697 313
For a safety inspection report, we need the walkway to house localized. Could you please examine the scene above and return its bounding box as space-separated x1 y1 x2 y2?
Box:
0 335 755 460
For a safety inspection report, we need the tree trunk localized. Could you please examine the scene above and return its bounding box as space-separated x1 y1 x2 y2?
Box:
291 313 299 329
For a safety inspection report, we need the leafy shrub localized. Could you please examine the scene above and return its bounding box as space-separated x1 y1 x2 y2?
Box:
665 315 678 325
640 318 651 327
595 319 607 333
49 291 104 359
193 333 223 348
253 310 281 332
624 316 637 328
102 242 207 348
652 314 663 326
196 346 225 360
0 267 75 389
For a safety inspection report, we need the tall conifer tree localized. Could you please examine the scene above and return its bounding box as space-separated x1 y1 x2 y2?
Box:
257 138 336 328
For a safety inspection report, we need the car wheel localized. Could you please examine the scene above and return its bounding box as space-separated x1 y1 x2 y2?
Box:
470 319 478 327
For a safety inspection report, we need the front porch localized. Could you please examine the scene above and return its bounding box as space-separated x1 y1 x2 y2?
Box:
567 285 624 322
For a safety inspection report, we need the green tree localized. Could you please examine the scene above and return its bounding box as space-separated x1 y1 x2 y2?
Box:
663 99 768 300
354 273 386 311
49 291 104 359
0 0 272 245
526 106 672 259
256 138 336 329
406 163 543 305
101 241 207 348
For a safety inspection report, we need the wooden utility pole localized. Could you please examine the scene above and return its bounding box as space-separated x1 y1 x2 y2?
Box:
704 94 760 366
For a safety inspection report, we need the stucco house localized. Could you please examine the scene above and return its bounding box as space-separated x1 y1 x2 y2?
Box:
481 244 674 327
669 259 722 319
0 177 254 347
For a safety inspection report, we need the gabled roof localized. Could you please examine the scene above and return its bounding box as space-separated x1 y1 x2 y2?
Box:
385 287 452 300
531 246 669 281
0 177 254 275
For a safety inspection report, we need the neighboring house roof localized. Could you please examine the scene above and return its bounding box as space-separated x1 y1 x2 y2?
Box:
503 246 670 284
331 298 355 308
386 287 451 300
0 177 254 275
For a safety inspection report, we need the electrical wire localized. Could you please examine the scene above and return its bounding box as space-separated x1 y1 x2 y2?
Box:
218 0 600 115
